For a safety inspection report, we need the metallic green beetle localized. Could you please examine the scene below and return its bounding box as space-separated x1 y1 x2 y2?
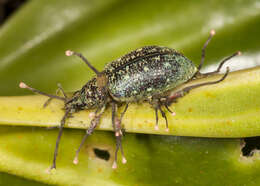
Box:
19 30 240 170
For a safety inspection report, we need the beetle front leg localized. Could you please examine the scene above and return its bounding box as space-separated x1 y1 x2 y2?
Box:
111 102 128 169
150 99 169 132
73 106 106 165
47 109 71 172
158 103 169 132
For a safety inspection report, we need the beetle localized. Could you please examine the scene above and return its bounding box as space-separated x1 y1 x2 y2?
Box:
19 30 241 170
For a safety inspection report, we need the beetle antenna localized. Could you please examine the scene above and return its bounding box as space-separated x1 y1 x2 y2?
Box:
66 50 100 75
201 51 241 77
19 82 66 101
197 29 216 72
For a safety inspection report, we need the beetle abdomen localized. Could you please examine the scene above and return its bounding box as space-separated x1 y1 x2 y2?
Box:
105 46 197 102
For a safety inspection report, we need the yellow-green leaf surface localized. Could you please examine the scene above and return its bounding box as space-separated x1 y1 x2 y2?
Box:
0 0 260 185
1 67 260 137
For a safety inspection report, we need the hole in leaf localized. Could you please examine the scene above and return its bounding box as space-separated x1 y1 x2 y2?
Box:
93 148 110 161
242 137 260 157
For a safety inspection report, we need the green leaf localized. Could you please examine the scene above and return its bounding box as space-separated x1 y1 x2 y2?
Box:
0 0 260 185
1 126 260 186
1 67 260 137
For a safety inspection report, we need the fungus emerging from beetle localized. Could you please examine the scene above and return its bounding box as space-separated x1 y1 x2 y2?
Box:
19 30 241 171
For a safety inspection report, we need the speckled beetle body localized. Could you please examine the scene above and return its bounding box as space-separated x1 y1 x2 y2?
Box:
20 30 240 171
105 46 197 102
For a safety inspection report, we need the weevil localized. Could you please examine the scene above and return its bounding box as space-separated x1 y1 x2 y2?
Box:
19 30 241 170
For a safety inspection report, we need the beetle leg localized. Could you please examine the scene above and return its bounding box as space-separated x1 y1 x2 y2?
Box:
197 29 216 72
119 104 129 125
168 67 230 104
150 99 169 131
194 30 240 79
200 51 241 77
154 106 159 130
111 102 128 169
158 102 169 132
148 99 159 131
47 109 71 172
118 104 128 163
73 106 106 165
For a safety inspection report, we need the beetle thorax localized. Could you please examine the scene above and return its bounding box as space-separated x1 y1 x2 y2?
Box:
65 77 107 112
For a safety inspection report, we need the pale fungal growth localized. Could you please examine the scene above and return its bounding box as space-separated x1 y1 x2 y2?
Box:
19 82 28 89
89 112 95 119
65 50 74 56
112 161 117 169
45 168 51 174
73 157 79 165
122 157 127 164
115 131 120 137
210 29 216 36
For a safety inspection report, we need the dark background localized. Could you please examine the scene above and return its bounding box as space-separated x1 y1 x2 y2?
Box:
0 0 27 25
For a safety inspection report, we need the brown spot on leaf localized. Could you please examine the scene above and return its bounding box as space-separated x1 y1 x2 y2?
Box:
98 168 103 173
204 92 216 98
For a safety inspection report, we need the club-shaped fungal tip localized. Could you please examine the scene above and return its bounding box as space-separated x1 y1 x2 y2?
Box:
210 29 216 36
171 112 176 116
165 128 169 132
65 50 74 56
73 157 79 165
237 51 242 56
122 157 127 164
19 82 28 89
115 131 120 137
155 125 159 130
45 168 51 174
89 112 95 119
112 161 117 169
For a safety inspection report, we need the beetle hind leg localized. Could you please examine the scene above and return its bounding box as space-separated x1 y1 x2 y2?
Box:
167 67 230 105
194 30 241 79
